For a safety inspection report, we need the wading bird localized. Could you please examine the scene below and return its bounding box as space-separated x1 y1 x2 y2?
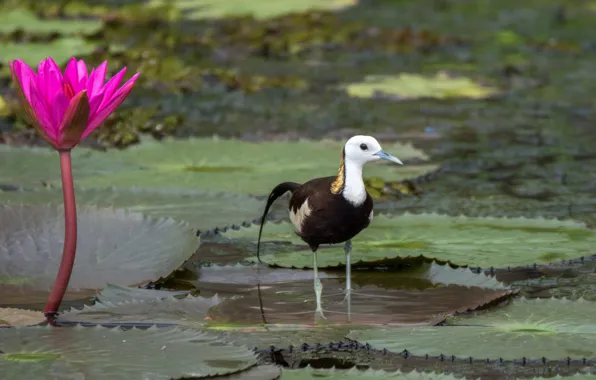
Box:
256 135 403 318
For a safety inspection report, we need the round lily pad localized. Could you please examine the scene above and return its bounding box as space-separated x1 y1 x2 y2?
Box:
349 298 596 360
206 276 515 326
73 138 436 195
0 187 265 232
0 325 257 379
222 213 596 269
0 204 198 307
280 367 468 380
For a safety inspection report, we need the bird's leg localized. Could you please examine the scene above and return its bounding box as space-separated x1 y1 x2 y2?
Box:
313 249 326 319
341 240 352 303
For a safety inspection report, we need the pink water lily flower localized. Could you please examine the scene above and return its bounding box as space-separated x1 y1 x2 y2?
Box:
10 57 139 150
8 56 139 322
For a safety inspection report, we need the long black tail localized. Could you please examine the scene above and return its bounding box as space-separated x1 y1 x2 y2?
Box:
257 182 300 263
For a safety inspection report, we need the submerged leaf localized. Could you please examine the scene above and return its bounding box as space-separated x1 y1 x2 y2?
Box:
280 367 469 379
0 187 265 231
206 277 515 326
224 213 596 269
349 298 596 359
0 325 257 379
74 138 436 195
0 204 198 298
0 308 44 327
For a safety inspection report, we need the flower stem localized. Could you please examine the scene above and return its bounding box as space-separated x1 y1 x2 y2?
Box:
43 150 78 323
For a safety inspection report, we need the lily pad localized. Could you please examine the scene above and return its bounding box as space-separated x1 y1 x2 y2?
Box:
0 187 265 232
280 367 468 380
94 284 190 304
349 298 596 360
74 138 437 195
0 325 257 379
0 38 99 66
344 73 499 101
0 145 137 190
0 308 44 327
0 9 101 34
0 204 198 308
148 0 356 20
60 293 222 327
223 213 596 269
206 277 515 325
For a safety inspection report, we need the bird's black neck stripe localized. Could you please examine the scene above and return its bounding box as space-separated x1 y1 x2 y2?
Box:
330 148 346 195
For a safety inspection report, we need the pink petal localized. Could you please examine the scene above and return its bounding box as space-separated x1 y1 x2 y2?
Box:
29 81 57 140
76 60 88 89
64 58 81 93
88 92 105 119
87 61 107 97
10 60 37 104
84 74 138 137
98 67 127 109
51 91 71 130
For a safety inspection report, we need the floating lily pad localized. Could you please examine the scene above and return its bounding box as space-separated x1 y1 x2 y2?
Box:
0 187 265 232
280 367 468 380
223 213 596 269
0 145 137 190
351 262 509 291
94 284 190 304
0 308 44 327
0 9 102 34
206 277 515 325
74 138 436 195
60 293 222 326
0 38 99 66
213 324 357 350
148 0 356 20
344 73 499 101
0 325 257 379
0 204 198 309
349 298 596 360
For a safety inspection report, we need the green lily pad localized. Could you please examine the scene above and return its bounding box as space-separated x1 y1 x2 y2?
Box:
344 73 499 101
0 145 138 190
0 38 99 66
223 213 596 269
0 204 198 309
348 298 596 360
280 367 468 380
94 284 190 304
0 187 265 232
206 276 515 326
60 293 222 326
73 138 436 195
148 0 356 20
0 325 257 379
0 9 101 34
0 308 44 327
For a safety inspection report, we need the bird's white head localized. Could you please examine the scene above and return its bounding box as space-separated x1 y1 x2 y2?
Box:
343 135 403 167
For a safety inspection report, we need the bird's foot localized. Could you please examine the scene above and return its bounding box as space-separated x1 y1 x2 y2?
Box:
339 288 351 304
315 307 327 320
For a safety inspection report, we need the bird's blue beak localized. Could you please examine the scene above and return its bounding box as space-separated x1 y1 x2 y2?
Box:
374 150 403 165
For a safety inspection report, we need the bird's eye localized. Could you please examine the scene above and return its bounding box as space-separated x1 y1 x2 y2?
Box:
360 143 368 151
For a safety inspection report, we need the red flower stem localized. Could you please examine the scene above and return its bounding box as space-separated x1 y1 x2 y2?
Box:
43 150 78 322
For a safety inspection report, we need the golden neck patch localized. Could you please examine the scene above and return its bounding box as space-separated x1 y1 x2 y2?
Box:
330 149 346 194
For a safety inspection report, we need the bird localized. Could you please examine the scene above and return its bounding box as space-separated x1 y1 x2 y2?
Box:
255 135 403 318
